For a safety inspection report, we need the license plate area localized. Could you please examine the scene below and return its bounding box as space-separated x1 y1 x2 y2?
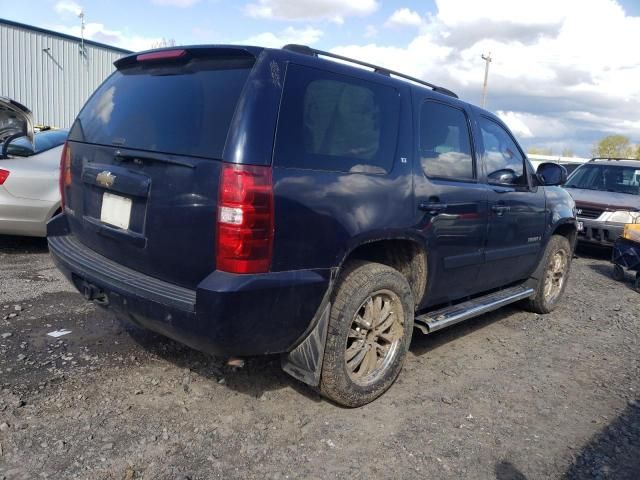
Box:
577 221 584 232
100 192 132 230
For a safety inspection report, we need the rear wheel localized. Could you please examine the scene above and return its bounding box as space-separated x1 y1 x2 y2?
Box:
320 262 414 407
525 235 572 314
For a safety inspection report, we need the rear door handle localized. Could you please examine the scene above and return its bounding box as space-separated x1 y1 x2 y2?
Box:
419 202 448 215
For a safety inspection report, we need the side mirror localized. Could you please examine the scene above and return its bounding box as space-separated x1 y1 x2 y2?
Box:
488 168 518 185
536 162 567 186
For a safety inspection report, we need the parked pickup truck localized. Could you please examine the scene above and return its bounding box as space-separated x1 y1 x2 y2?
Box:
47 44 578 407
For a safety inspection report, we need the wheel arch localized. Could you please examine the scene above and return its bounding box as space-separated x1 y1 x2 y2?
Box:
338 236 428 308
550 219 578 250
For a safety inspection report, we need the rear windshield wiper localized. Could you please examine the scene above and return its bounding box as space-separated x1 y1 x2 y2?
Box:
114 150 196 168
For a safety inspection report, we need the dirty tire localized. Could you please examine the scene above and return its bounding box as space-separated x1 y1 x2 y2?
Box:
525 235 572 314
612 264 625 282
634 273 640 292
320 261 414 407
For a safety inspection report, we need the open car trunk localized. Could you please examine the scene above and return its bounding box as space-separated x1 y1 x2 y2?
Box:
63 47 257 289
0 97 34 157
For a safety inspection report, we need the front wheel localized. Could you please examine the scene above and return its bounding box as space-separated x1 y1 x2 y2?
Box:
525 235 572 314
320 262 414 407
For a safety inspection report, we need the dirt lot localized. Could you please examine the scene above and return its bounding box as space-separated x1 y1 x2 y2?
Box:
0 236 638 480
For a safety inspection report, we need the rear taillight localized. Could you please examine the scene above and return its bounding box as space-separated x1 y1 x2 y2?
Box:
0 169 9 185
59 142 71 208
216 163 274 274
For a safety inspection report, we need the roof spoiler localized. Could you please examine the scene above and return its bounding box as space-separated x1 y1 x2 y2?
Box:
114 45 260 69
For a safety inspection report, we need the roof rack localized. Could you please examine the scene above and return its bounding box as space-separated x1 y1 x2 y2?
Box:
589 157 638 162
282 44 458 99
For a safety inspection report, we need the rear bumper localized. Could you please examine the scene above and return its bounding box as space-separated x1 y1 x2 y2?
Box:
47 217 331 357
577 218 624 246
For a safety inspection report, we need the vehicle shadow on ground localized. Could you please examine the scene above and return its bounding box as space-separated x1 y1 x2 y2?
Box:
587 262 638 292
492 402 640 479
563 401 640 479
574 244 639 291
0 234 48 254
122 319 323 403
495 461 527 480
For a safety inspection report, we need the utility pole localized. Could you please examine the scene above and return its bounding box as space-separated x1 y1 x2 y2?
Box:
481 52 492 108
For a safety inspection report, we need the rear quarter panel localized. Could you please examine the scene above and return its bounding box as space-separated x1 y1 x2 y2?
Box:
269 63 416 271
2 145 62 203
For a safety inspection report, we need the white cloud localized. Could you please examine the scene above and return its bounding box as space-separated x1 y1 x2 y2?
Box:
50 0 163 51
497 111 573 140
54 0 82 16
435 0 574 26
385 8 422 28
497 111 534 138
332 35 452 79
52 23 162 52
245 0 378 23
241 26 323 48
150 0 200 6
331 0 640 155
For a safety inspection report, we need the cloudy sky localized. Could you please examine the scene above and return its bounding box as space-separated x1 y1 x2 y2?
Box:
2 0 639 156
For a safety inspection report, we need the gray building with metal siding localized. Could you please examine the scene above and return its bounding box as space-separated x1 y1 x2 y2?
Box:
0 18 131 128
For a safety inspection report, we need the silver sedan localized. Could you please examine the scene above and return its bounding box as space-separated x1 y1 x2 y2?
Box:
1 98 66 237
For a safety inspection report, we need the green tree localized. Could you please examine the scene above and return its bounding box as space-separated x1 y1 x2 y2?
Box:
528 146 554 155
636 145 640 160
592 135 634 158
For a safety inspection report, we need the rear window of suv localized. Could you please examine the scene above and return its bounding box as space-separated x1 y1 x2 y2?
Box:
274 64 400 174
69 56 254 160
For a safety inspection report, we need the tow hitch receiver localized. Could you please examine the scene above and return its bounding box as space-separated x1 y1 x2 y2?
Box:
81 281 109 306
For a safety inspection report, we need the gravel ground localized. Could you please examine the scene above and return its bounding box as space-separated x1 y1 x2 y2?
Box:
0 235 638 480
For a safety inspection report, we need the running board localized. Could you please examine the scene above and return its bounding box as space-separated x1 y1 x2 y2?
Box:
414 285 534 334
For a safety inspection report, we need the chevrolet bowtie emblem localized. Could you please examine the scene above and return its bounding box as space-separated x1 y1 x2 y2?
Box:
96 171 116 188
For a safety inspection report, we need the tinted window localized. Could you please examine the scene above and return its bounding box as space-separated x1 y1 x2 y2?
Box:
420 101 474 180
275 64 400 173
566 164 640 195
478 117 525 185
69 57 254 159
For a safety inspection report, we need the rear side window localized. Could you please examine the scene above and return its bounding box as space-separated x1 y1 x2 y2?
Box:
419 101 474 180
275 64 400 173
69 57 254 159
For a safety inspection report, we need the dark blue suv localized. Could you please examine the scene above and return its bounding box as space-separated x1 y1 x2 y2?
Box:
48 44 577 406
